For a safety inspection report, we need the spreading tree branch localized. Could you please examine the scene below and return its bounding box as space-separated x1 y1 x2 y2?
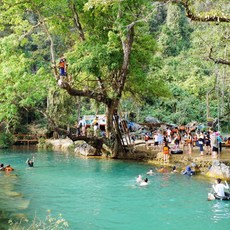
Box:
158 0 230 22
208 47 230 65
182 0 230 23
57 80 113 105
19 22 41 42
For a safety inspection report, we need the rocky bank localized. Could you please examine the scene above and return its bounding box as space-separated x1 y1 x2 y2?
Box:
45 138 230 180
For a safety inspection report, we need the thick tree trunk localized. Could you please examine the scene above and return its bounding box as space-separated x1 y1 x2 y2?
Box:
105 102 125 158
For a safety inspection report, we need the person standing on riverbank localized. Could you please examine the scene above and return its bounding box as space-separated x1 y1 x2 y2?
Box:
197 131 204 156
204 132 211 155
145 133 150 149
76 117 86 136
186 132 193 155
210 129 218 159
92 116 99 137
163 142 170 163
154 132 159 150
216 132 223 154
174 133 180 149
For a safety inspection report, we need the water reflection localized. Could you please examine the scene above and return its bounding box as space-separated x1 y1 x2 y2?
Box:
211 201 230 222
0 172 30 216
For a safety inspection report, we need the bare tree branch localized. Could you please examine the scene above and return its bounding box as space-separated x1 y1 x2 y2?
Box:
68 1 85 41
208 47 230 65
19 22 41 42
36 11 56 64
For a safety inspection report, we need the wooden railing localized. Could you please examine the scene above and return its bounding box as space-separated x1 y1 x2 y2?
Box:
14 134 46 145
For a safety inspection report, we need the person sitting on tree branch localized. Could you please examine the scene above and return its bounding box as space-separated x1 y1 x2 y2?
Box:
59 55 68 77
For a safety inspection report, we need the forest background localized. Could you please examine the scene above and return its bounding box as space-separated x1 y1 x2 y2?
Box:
0 0 229 147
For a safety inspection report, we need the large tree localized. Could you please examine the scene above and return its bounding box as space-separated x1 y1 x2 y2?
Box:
0 0 166 157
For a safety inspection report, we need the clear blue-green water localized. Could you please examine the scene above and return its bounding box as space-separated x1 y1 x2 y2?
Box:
0 148 230 230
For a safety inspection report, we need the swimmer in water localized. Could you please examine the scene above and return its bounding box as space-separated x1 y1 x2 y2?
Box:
158 167 168 173
0 163 5 171
171 166 178 173
136 174 142 183
147 169 154 175
182 165 195 176
26 156 35 167
4 165 14 172
140 178 148 186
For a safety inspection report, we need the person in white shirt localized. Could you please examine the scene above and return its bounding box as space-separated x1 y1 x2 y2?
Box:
212 178 229 197
77 117 86 136
147 169 154 175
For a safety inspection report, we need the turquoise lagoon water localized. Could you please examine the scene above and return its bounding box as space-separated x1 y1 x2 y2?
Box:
0 148 230 230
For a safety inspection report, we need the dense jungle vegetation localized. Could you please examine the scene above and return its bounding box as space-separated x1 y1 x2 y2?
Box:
0 0 229 149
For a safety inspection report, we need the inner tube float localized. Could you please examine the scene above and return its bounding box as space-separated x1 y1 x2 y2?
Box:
214 192 230 200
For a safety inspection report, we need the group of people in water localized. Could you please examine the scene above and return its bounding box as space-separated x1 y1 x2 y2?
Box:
0 156 35 173
136 166 230 200
135 165 180 187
